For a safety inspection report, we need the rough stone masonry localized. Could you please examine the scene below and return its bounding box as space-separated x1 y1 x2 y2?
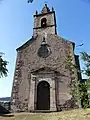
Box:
11 4 81 112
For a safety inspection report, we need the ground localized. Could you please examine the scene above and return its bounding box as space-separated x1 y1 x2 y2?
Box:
1 109 90 120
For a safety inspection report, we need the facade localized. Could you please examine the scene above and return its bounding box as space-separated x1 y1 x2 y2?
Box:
11 4 80 112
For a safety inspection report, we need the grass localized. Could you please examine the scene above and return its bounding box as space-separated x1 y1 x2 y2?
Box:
1 108 90 120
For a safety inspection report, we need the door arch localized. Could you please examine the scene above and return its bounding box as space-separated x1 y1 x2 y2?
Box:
37 81 50 110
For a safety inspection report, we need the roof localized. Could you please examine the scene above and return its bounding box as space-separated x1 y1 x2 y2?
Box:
16 36 37 51
34 4 55 17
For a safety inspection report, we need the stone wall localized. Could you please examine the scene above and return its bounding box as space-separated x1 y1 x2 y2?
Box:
11 34 78 112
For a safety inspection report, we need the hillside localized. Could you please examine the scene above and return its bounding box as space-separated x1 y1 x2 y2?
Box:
0 97 10 102
0 108 90 120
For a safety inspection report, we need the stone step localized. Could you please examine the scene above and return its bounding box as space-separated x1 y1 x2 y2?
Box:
30 110 56 113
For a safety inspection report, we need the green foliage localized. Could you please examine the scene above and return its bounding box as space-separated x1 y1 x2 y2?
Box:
27 0 33 3
66 49 78 98
0 53 8 78
80 52 90 88
80 52 90 77
78 81 89 109
66 50 90 109
79 52 90 108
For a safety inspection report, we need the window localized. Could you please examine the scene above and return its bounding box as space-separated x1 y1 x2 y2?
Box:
41 18 47 28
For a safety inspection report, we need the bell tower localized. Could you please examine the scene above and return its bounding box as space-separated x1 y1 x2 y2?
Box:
33 4 57 37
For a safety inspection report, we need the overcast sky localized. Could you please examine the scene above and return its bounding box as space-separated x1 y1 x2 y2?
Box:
0 0 90 97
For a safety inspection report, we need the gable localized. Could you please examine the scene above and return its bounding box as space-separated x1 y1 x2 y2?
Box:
16 34 75 53
16 36 37 51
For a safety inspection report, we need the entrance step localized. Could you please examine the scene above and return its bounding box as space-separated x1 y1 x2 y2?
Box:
30 110 56 113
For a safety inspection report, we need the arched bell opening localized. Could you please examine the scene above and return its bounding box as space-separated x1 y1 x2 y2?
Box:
41 18 47 28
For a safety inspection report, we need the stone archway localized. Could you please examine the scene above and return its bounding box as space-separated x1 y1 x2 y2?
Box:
37 81 50 110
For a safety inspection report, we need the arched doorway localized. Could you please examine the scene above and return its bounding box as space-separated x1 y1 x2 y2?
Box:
37 81 50 110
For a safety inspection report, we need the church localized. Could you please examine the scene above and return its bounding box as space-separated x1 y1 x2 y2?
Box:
11 4 81 112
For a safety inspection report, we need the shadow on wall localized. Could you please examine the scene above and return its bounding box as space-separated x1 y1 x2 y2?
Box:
0 114 14 117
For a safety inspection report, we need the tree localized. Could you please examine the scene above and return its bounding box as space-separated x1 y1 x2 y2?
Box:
80 52 90 78
66 50 90 108
27 0 33 3
0 53 8 78
79 52 90 108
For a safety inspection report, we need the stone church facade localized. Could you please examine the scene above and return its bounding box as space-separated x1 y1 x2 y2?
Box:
11 4 80 112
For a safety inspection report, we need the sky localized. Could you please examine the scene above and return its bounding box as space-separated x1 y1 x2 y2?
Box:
0 0 90 97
